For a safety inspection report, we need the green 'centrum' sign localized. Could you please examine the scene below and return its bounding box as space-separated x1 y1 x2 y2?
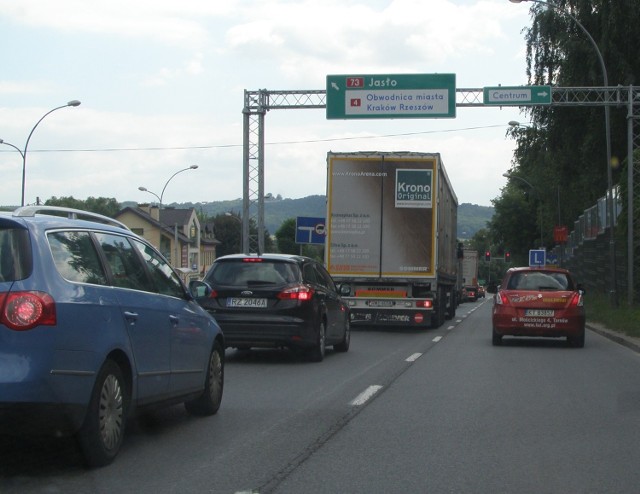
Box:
326 73 456 120
483 85 552 106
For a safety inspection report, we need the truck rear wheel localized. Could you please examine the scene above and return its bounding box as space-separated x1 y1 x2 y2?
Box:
431 287 446 328
445 289 456 320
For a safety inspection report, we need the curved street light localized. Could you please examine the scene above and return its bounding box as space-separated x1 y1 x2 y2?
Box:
138 165 198 209
503 172 544 249
137 186 161 204
20 100 81 207
508 0 616 302
224 211 242 222
0 139 25 159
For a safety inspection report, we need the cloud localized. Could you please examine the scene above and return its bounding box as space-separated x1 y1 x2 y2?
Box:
0 0 531 207
0 0 222 48
0 81 52 95
141 53 205 86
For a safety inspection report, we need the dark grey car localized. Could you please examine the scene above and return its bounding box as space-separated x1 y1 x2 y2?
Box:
191 253 350 361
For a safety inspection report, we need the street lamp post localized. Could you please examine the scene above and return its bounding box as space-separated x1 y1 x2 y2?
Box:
509 0 616 303
503 172 544 249
20 100 81 207
138 165 198 209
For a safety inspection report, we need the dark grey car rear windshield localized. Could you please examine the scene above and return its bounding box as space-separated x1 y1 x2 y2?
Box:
0 227 32 282
207 260 300 286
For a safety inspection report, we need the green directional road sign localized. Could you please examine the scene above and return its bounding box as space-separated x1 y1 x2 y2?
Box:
483 85 552 106
326 73 456 119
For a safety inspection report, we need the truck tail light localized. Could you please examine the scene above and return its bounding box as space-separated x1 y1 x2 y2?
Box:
416 300 433 309
1 291 57 331
277 285 314 302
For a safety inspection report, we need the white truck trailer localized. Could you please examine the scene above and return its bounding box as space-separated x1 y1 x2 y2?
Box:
325 151 458 328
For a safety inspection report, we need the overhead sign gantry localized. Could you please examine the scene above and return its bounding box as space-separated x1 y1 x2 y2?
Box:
241 83 639 302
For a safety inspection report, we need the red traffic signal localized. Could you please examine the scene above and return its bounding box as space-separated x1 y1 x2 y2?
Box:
485 251 491 261
505 251 511 262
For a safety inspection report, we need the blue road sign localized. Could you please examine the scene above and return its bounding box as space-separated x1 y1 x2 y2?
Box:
296 216 326 245
529 249 546 267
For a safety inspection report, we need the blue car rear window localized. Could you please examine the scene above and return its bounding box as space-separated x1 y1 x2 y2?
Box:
0 227 32 282
48 231 108 285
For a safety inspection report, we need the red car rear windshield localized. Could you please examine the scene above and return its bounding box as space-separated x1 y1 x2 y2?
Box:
506 271 573 291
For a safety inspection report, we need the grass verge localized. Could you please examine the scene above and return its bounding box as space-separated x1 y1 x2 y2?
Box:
587 292 640 338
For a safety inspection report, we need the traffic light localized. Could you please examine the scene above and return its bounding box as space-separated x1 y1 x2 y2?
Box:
485 250 491 262
505 251 511 262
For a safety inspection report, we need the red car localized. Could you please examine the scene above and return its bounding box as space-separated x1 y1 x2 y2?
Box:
492 267 585 347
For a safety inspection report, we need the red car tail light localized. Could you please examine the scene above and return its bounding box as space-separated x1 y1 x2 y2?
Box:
277 285 314 301
495 291 509 306
1 291 57 331
569 291 584 307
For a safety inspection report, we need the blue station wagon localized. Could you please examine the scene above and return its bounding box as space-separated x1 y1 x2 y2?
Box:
0 206 224 467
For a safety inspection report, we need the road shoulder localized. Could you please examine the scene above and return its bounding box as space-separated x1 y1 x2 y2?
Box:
587 321 640 353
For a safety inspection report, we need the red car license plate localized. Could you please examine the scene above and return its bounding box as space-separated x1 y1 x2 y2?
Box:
524 309 554 317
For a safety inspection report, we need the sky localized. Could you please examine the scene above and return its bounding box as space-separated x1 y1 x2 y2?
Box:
0 0 536 208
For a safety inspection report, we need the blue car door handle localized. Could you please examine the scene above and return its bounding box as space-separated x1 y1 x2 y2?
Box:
123 311 138 324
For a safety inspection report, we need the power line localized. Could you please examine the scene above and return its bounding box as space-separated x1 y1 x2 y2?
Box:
0 124 507 154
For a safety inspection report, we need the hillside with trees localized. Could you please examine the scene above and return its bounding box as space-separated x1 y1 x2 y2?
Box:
174 195 492 240
39 194 492 241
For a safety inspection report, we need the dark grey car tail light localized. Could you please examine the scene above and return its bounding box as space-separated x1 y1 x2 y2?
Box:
277 285 314 301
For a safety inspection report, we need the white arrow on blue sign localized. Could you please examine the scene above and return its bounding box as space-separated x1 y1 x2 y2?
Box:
296 216 326 245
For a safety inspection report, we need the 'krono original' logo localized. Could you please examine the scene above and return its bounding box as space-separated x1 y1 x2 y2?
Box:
395 169 433 208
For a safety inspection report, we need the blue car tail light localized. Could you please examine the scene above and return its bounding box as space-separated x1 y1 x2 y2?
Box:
0 291 57 331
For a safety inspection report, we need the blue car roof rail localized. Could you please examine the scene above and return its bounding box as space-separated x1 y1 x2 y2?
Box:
12 206 131 231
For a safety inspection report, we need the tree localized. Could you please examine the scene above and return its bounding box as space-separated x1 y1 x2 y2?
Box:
519 1 639 215
489 187 538 265
45 196 120 217
276 218 297 254
204 213 275 256
212 214 242 257
494 0 640 265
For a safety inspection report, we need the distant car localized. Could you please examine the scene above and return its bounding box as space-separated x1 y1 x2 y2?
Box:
0 206 224 467
463 285 478 302
191 253 350 361
477 285 485 298
492 266 585 347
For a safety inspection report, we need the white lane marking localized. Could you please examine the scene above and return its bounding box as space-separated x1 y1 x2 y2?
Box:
456 319 462 323
406 353 422 362
433 336 443 342
350 385 383 406
447 325 455 330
